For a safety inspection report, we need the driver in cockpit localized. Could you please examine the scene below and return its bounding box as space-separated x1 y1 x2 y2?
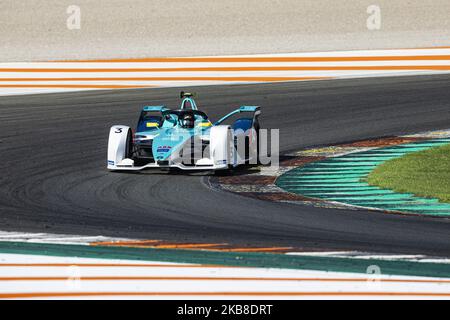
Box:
180 113 195 129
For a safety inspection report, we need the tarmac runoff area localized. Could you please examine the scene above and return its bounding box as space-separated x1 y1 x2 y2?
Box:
1 0 450 62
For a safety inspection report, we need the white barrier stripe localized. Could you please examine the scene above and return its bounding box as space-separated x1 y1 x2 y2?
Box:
3 60 450 69
0 253 449 299
0 68 447 79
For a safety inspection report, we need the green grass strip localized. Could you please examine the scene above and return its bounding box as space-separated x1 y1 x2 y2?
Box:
368 144 450 203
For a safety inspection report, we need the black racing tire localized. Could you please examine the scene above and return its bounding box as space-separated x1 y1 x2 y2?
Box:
245 120 260 165
255 121 261 165
244 136 251 165
125 128 133 159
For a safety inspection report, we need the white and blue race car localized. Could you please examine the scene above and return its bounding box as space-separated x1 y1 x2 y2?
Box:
107 92 260 171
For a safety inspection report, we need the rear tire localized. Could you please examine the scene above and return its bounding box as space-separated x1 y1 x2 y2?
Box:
245 121 260 165
255 120 261 165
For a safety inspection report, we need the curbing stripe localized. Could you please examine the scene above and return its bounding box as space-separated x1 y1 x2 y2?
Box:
209 129 450 217
276 137 450 216
1 241 450 278
3 48 450 96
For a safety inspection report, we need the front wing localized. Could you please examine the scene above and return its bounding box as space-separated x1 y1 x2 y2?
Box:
108 158 229 171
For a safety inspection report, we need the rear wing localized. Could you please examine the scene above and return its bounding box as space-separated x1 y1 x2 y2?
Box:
142 106 169 112
214 106 260 125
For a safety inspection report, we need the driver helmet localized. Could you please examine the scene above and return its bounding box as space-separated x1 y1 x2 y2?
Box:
181 113 195 128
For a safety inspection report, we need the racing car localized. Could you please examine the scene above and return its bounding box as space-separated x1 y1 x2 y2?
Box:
107 92 261 171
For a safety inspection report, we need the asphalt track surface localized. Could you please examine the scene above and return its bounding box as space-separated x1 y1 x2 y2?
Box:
1 75 450 256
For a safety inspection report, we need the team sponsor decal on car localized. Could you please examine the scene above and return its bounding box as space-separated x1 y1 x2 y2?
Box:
157 145 172 153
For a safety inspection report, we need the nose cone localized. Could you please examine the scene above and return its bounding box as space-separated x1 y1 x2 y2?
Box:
152 128 191 161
